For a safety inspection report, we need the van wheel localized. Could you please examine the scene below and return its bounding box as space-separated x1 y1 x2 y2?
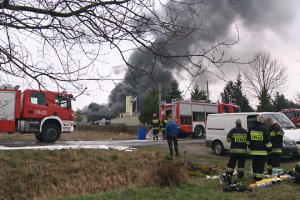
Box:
193 125 205 138
213 141 224 155
42 124 60 143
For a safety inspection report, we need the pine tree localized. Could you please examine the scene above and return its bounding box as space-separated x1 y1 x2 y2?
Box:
221 74 253 112
139 90 159 123
272 92 300 111
164 80 182 103
257 87 273 111
191 84 207 100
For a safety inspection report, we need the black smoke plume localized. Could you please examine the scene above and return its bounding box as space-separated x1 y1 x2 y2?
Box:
107 0 299 116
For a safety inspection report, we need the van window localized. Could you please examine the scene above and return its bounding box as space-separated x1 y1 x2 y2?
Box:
247 115 257 130
180 116 192 125
193 112 205 122
31 92 46 106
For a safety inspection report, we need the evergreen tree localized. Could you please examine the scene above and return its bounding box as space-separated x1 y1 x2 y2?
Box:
139 90 159 123
221 75 253 112
191 84 207 100
164 80 182 103
272 92 300 111
257 87 273 111
74 109 84 124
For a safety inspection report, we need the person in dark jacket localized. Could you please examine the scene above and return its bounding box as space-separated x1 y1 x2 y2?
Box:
151 113 160 141
165 115 179 158
265 118 284 175
225 118 248 182
246 114 272 181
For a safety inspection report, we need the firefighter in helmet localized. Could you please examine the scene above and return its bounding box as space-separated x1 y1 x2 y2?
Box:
225 118 248 183
265 117 284 175
246 114 272 181
160 116 169 140
151 113 160 141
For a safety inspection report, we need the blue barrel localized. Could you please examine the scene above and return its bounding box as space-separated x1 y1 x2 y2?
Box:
138 127 147 140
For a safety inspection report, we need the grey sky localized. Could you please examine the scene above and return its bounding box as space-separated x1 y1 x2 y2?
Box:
2 1 299 110
70 0 300 110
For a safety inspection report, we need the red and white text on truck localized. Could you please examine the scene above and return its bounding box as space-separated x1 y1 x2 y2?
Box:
0 85 74 143
159 100 240 138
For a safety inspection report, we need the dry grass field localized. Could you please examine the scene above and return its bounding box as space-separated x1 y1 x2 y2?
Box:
0 148 189 200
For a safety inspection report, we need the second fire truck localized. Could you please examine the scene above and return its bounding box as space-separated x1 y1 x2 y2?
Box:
159 100 240 138
281 108 300 127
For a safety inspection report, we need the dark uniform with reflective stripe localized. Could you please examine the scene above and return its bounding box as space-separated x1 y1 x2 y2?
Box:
247 122 272 181
160 119 168 139
226 125 248 180
267 123 284 174
151 118 160 141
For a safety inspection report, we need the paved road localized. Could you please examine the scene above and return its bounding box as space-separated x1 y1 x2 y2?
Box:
0 138 214 154
0 138 203 147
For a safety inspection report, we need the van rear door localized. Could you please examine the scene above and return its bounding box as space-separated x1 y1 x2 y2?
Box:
206 114 226 147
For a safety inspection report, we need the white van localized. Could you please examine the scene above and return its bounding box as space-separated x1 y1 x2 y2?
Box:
206 112 299 157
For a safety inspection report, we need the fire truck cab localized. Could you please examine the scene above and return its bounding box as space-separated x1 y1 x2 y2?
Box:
281 108 300 127
159 100 240 138
0 85 74 143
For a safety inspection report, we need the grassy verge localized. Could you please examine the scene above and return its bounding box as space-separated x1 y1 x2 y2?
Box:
58 151 300 200
0 148 188 200
59 179 300 200
0 147 299 200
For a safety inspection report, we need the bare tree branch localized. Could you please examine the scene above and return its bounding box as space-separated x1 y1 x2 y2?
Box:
0 0 242 95
242 51 287 99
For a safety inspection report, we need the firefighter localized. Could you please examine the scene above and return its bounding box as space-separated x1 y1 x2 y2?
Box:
160 116 169 140
151 113 160 141
225 118 248 182
265 117 284 175
246 114 272 181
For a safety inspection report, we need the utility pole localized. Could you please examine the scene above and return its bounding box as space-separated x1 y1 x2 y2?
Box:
158 83 161 118
206 81 209 100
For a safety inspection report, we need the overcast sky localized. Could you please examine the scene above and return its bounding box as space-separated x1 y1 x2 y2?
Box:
3 1 299 110
67 0 300 110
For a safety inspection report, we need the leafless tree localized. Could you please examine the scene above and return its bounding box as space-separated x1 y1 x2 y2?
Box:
242 51 287 110
0 0 240 95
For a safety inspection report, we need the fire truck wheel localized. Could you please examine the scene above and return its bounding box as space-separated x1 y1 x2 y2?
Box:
42 124 61 143
213 141 224 155
35 132 44 142
193 125 205 138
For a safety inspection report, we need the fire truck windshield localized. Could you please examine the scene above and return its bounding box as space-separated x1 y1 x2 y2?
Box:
264 113 296 129
55 95 72 109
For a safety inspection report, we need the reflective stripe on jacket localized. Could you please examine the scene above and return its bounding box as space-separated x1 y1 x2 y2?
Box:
151 119 160 129
247 121 272 155
227 126 248 154
269 123 284 152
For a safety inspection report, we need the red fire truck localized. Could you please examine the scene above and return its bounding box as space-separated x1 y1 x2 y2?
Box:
0 85 74 143
159 100 240 138
281 108 300 127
